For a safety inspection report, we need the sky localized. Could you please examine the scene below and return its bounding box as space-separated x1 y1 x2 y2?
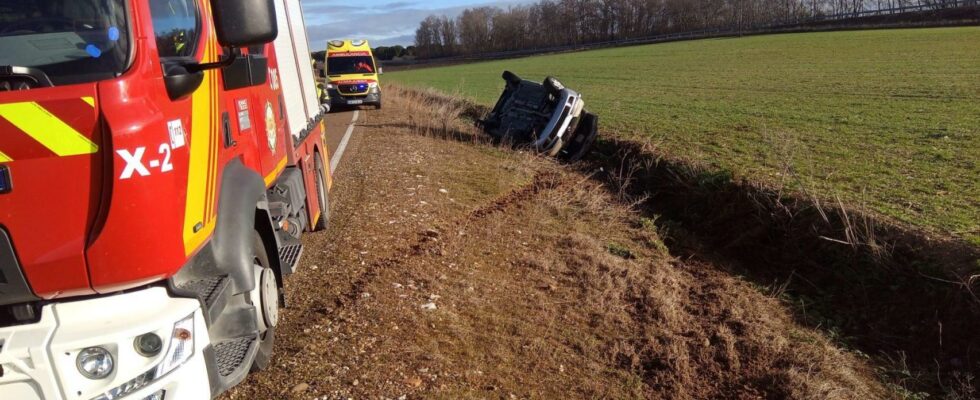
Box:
300 0 525 48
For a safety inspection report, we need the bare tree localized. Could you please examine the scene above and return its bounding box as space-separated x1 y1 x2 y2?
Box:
411 0 935 58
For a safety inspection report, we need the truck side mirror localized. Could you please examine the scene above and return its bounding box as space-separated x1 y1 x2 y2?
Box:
211 0 278 47
164 63 205 101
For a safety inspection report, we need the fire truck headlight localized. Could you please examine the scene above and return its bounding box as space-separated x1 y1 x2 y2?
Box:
157 313 194 376
76 347 114 380
135 332 164 357
91 314 195 400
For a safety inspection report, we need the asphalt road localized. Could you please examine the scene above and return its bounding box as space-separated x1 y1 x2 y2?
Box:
321 107 361 174
324 109 360 166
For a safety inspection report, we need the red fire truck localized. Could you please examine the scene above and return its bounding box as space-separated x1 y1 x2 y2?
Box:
0 0 328 399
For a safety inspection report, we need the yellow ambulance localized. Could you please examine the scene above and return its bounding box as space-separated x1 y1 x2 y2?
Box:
323 39 382 109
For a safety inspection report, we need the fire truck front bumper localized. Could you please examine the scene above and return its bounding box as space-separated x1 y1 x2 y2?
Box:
0 287 211 400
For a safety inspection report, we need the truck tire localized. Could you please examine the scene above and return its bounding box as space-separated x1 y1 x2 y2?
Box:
313 153 330 231
250 231 279 371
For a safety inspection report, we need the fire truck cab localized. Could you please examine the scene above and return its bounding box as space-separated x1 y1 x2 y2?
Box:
0 0 328 399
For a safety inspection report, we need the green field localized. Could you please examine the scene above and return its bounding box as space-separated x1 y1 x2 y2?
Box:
387 27 980 245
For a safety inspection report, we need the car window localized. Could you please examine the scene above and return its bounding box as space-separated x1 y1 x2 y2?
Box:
327 55 376 75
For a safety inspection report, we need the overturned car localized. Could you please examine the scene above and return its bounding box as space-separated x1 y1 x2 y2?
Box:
478 71 599 162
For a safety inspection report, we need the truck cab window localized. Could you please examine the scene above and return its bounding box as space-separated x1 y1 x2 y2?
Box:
149 0 200 59
0 0 131 87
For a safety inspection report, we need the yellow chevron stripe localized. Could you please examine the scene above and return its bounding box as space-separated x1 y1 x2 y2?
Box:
264 157 288 186
82 97 95 107
0 102 98 156
182 38 218 256
0 150 11 162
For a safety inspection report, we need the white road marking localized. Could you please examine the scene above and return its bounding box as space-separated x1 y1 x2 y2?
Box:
330 110 360 174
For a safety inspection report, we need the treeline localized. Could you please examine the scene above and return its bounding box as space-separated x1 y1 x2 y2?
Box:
372 45 416 61
414 0 966 58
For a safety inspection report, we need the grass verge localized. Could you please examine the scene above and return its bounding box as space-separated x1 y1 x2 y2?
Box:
386 27 980 246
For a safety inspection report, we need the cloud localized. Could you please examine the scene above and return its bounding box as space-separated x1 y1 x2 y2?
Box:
372 34 417 47
380 1 416 9
300 0 527 47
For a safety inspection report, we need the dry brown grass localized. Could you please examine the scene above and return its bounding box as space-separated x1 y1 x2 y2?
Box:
380 85 486 143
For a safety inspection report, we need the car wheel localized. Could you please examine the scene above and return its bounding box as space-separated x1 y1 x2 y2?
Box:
502 70 522 85
544 76 565 97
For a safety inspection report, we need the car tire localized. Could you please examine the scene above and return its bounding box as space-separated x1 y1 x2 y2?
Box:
544 76 564 97
502 70 522 86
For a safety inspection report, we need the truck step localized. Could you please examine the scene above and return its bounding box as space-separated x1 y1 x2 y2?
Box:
177 275 231 325
180 276 225 304
212 335 258 377
206 333 260 397
278 242 304 275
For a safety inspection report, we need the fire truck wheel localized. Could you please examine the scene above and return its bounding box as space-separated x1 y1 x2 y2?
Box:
250 231 278 371
314 153 329 231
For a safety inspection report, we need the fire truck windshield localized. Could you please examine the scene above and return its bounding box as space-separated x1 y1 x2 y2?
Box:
0 0 130 86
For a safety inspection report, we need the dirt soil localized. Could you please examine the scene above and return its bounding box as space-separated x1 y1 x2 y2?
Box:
223 87 890 399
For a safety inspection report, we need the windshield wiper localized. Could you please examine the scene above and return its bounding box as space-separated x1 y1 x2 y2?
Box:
0 66 54 89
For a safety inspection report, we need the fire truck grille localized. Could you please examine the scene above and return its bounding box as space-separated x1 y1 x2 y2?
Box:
213 336 255 377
